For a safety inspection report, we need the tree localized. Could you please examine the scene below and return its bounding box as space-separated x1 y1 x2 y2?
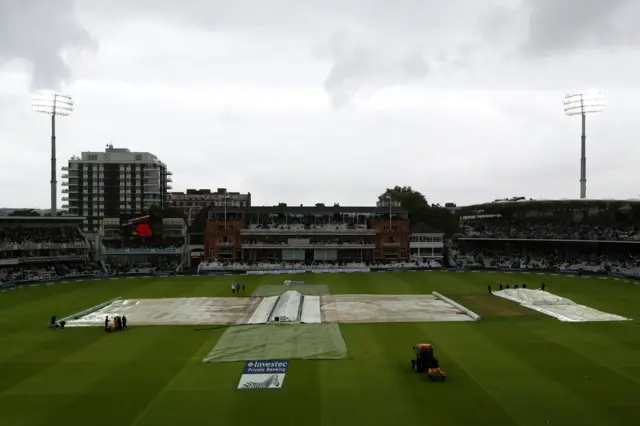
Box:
9 209 41 217
378 186 458 235
189 206 210 233
147 203 185 219
379 186 428 219
163 206 186 218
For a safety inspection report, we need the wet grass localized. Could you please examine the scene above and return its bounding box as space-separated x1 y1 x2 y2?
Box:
0 271 639 425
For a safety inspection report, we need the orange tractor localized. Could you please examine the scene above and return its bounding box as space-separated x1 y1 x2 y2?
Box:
410 343 446 381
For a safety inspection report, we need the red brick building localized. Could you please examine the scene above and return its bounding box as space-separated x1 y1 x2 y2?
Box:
203 205 410 262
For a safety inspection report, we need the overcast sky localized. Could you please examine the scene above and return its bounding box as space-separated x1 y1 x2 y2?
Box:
1 0 640 209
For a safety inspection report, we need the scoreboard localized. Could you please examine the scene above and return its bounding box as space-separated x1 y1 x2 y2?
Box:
120 215 155 238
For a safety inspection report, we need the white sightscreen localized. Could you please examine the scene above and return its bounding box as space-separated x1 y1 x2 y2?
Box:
314 249 337 261
282 249 305 261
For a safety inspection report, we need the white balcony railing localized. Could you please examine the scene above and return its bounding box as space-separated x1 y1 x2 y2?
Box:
241 228 376 235
241 243 376 249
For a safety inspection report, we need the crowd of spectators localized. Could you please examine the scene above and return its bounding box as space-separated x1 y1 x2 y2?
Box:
198 258 440 272
106 260 179 274
0 226 86 250
450 244 640 276
103 237 185 250
460 217 640 241
0 262 105 284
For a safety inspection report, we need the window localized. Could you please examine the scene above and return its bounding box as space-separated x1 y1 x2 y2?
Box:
135 154 142 160
401 248 407 258
88 155 98 161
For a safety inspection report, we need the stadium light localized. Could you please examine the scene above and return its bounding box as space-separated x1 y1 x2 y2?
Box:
32 91 74 216
564 90 604 199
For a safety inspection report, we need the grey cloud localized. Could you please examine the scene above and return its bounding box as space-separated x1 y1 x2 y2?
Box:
80 0 481 35
520 0 640 56
0 0 96 90
79 0 484 107
318 32 429 108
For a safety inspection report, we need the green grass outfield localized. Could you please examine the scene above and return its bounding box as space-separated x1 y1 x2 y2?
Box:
1 271 639 426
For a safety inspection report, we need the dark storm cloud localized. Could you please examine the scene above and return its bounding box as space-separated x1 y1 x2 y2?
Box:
0 0 96 90
520 0 640 55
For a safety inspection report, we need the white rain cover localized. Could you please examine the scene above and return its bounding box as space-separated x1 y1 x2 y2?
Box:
300 296 322 323
65 297 261 326
320 294 476 323
248 296 279 324
269 290 302 323
508 289 574 306
493 288 630 322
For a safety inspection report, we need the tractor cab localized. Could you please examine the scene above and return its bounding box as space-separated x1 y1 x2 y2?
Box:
414 344 434 360
413 344 439 368
411 343 445 380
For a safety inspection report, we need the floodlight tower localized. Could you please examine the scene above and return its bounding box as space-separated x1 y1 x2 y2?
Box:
564 90 604 199
32 92 74 216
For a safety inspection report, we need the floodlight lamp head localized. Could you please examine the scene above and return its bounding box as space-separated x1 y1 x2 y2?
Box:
32 91 74 116
564 90 604 116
